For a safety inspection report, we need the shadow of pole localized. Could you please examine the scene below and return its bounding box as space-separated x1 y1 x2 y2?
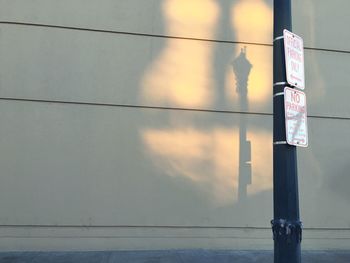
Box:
213 0 234 108
232 47 252 203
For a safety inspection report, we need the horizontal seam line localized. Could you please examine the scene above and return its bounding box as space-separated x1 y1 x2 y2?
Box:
2 236 350 240
0 97 271 116
308 115 350 121
304 46 350 54
2 21 350 53
1 225 350 231
1 97 350 120
0 225 269 230
0 21 271 47
0 237 272 240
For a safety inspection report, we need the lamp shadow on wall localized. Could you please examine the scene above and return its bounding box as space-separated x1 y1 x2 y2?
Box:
232 47 252 203
139 0 273 216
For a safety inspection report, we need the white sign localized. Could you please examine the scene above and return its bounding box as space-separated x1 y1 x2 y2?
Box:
284 87 308 147
284 29 305 90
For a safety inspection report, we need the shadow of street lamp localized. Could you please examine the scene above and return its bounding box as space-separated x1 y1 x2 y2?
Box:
232 47 252 203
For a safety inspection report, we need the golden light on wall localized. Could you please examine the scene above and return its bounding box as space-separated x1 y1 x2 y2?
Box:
141 0 219 108
142 127 239 206
140 0 274 206
164 0 219 38
142 126 272 206
231 0 272 43
226 0 273 108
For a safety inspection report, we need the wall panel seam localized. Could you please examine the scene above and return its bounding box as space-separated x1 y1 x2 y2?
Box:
2 21 350 53
0 225 350 231
0 21 271 47
1 97 350 121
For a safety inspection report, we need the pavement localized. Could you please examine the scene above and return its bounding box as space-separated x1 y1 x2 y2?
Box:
0 250 350 263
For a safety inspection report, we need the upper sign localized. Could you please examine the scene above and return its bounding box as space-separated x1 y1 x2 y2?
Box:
284 87 308 147
284 29 305 90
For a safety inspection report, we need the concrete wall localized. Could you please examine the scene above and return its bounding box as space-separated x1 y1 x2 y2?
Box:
0 0 349 251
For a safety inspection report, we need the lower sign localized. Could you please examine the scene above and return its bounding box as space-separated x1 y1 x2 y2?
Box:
284 87 308 147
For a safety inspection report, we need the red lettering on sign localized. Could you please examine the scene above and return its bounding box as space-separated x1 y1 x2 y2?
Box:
291 92 300 103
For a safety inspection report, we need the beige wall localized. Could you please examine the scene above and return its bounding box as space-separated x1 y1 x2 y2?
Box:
0 0 350 251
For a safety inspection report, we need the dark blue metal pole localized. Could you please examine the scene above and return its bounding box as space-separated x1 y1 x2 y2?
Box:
272 1 302 263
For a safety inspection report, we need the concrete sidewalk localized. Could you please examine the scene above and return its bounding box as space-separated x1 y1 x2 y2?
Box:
0 250 350 263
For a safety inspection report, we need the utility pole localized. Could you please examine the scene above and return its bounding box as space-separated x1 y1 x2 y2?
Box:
272 1 302 263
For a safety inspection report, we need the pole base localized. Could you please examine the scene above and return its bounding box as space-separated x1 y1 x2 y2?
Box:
271 219 303 243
